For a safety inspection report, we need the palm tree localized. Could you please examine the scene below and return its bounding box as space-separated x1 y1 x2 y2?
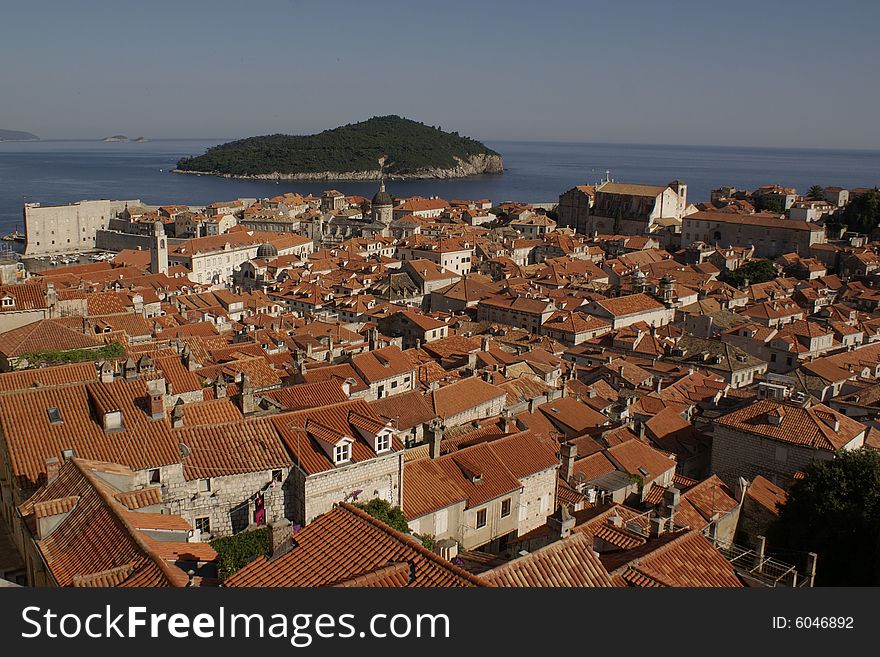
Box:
808 185 824 199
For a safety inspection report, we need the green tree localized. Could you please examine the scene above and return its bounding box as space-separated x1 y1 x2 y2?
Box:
210 527 272 580
768 448 880 586
808 185 825 199
720 259 777 288
831 189 880 234
355 498 411 534
754 196 785 214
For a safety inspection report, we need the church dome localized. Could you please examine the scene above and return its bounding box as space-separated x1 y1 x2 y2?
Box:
372 180 393 207
257 242 278 259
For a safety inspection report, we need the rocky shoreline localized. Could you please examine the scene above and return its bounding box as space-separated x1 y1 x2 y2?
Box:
174 153 504 181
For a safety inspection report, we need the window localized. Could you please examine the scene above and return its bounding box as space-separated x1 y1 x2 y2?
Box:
391 380 398 389
539 494 549 513
376 433 391 453
149 468 161 484
500 498 512 518
46 407 63 424
475 508 487 529
334 443 351 464
195 517 210 535
198 478 211 493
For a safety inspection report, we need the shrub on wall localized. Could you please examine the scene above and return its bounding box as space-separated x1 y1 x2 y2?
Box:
210 527 272 580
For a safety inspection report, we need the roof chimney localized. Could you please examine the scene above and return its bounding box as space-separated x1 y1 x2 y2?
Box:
547 505 575 539
428 419 444 459
45 457 60 483
148 381 165 421
560 443 577 483
172 400 185 429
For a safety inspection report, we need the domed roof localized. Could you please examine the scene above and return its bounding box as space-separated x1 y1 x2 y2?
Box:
256 242 278 259
372 180 393 207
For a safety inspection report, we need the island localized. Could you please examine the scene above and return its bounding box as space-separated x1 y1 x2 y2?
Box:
132 137 149 143
174 115 503 180
103 135 129 142
0 129 39 142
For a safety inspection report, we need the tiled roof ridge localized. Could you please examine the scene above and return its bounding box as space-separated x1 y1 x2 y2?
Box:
337 503 488 587
72 458 188 587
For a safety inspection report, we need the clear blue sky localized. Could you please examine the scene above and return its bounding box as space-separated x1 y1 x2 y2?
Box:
2 0 878 148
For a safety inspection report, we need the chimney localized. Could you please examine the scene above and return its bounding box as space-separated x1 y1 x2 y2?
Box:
560 443 577 483
213 374 227 399
434 538 458 561
655 377 663 393
240 373 256 415
428 419 444 459
100 361 114 384
123 357 138 380
45 457 60 483
662 486 680 531
547 505 576 539
502 410 514 434
481 335 490 352
148 382 165 421
172 400 185 428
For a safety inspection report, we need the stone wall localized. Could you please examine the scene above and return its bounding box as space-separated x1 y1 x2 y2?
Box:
301 452 404 525
140 463 293 539
709 424 853 488
24 200 140 256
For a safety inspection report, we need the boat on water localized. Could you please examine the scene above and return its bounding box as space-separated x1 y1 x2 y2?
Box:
1 230 25 242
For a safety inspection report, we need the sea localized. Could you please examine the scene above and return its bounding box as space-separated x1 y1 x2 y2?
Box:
2 138 880 242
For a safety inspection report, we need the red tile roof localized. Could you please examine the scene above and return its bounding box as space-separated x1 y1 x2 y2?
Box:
225 503 483 587
480 533 615 587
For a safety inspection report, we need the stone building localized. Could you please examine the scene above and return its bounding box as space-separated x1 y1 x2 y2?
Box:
681 211 826 258
23 199 140 256
268 399 404 525
711 399 866 487
404 430 559 553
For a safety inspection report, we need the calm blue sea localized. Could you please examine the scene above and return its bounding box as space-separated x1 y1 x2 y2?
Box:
1 138 879 237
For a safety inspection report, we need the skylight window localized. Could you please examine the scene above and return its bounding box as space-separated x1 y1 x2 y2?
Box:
47 407 63 425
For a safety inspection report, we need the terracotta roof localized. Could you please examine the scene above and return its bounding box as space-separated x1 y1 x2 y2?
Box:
352 346 415 383
259 381 348 411
686 210 819 232
0 319 101 358
18 459 199 587
592 293 666 318
714 400 865 451
270 400 400 476
369 389 436 430
176 417 291 480
429 377 506 421
538 397 608 433
606 440 676 481
610 530 743 588
225 503 483 587
480 533 615 587
0 362 99 392
0 378 181 493
746 475 788 516
403 430 558 519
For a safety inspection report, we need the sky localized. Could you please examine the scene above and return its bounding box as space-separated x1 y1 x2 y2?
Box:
2 0 879 149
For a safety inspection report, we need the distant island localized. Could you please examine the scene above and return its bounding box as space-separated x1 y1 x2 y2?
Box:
175 115 504 180
0 129 39 142
103 135 129 142
132 137 149 143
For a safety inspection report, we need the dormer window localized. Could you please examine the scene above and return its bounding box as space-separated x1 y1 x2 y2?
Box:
1 296 14 308
334 443 351 464
375 433 391 453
